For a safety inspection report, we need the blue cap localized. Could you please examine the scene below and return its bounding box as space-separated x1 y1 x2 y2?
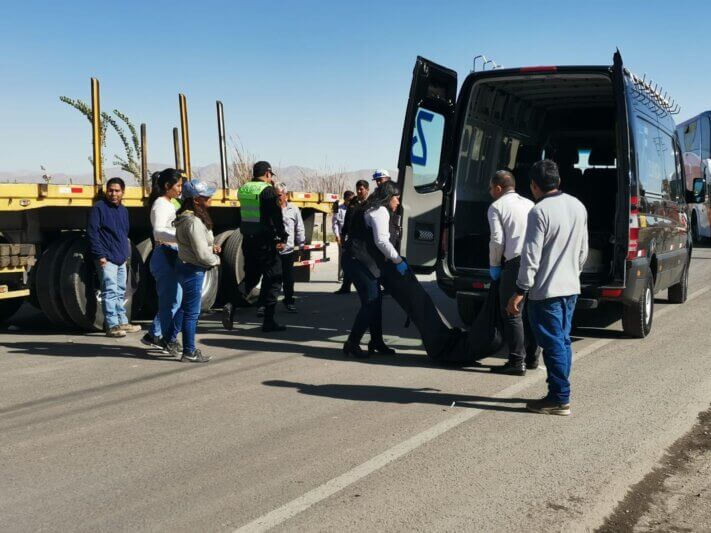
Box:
182 179 217 199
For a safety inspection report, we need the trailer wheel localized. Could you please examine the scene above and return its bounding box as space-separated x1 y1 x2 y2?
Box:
201 266 219 311
221 229 257 305
0 298 24 325
213 230 234 307
60 236 142 332
36 234 81 328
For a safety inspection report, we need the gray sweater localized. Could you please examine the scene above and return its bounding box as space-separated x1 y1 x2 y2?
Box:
516 192 589 301
174 212 220 269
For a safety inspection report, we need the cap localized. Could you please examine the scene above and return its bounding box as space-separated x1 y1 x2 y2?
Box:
182 179 217 199
372 169 390 180
253 161 276 178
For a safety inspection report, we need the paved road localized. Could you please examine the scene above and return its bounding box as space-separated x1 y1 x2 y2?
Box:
2 247 711 532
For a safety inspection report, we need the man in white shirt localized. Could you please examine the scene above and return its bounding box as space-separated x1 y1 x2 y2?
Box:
487 170 536 376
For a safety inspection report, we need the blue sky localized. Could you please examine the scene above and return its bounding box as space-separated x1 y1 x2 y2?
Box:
1 0 709 176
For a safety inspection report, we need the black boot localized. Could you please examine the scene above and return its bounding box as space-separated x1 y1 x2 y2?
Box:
343 340 369 358
490 360 526 376
222 303 234 330
368 340 396 355
525 347 541 370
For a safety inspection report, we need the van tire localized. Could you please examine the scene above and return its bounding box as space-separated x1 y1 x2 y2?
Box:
622 272 654 338
37 234 81 328
668 259 689 304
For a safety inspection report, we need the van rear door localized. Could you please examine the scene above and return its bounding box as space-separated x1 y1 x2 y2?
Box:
397 56 457 273
612 50 631 284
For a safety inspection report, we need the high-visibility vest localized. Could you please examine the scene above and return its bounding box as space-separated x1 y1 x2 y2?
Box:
238 180 270 235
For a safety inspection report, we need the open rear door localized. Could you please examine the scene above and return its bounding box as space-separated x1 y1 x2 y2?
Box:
397 56 457 272
612 50 631 284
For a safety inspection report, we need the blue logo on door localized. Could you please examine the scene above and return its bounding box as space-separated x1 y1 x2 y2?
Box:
410 107 445 187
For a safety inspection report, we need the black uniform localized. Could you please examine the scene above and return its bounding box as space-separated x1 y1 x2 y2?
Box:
239 182 288 324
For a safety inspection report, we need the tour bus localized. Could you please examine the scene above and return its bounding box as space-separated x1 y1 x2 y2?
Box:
677 112 711 242
396 52 692 338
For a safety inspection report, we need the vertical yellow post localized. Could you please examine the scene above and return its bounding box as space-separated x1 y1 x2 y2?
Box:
173 127 181 171
140 123 148 194
179 94 191 179
91 78 103 187
216 100 229 199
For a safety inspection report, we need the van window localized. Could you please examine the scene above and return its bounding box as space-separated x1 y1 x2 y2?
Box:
410 107 445 188
635 118 666 197
701 116 711 161
683 120 700 153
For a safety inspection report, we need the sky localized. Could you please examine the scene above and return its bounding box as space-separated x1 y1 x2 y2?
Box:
1 0 709 177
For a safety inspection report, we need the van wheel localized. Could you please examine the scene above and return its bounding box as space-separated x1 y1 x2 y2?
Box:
668 259 689 304
622 272 654 338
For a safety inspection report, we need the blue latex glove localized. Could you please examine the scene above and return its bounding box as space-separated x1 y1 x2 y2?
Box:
489 266 502 281
395 260 409 275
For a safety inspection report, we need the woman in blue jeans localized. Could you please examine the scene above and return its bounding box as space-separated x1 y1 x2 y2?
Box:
173 180 221 363
341 182 402 358
142 169 184 353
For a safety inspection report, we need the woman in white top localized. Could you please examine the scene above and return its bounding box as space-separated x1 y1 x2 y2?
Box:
341 181 405 358
141 169 183 353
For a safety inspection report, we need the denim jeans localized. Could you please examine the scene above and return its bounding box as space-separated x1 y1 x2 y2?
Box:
342 254 383 345
149 245 183 342
97 260 128 329
176 261 206 354
527 295 578 404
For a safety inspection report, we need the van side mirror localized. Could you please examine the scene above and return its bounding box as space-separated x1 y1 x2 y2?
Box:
688 178 706 204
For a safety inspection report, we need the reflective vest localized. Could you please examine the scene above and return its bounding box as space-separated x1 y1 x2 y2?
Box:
238 180 270 235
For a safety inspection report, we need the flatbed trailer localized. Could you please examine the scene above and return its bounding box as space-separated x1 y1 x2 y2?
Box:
0 79 336 330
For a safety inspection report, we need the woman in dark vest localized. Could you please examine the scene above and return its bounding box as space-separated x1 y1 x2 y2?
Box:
341 181 405 358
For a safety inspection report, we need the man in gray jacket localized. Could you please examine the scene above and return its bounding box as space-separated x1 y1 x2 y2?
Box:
507 160 588 416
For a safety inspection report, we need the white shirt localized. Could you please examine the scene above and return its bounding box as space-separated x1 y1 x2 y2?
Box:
487 190 534 266
281 202 305 255
364 206 402 264
151 197 178 244
332 203 347 238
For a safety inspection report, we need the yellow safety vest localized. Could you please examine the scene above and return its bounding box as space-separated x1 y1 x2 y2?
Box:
238 180 270 235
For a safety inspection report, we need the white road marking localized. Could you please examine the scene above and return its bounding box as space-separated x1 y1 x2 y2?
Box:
234 286 710 533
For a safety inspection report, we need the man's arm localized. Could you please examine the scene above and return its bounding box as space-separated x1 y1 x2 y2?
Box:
87 204 107 262
578 210 589 272
332 207 342 239
516 209 546 294
487 204 504 267
294 207 306 246
261 187 287 242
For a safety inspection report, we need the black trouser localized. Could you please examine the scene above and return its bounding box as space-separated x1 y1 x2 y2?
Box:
280 252 295 304
500 257 537 363
241 235 282 322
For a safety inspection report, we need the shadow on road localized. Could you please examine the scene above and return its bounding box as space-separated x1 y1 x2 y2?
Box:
2 340 175 361
263 380 531 413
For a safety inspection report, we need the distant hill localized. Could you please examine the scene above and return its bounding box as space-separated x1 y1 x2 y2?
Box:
0 165 396 193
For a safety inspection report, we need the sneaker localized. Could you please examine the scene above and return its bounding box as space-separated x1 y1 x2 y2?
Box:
526 397 571 416
161 340 182 356
256 306 265 318
181 349 210 363
490 361 526 376
283 301 298 313
106 326 126 338
119 323 142 333
140 332 163 348
222 303 234 330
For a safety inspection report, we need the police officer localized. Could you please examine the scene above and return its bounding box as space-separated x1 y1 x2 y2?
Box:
222 161 288 332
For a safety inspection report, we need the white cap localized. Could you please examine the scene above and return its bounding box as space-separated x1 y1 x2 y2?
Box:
372 169 390 180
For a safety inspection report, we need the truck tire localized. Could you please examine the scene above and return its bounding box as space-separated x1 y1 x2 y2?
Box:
456 292 482 325
0 298 23 325
213 230 234 307
622 271 654 338
60 236 142 331
668 258 689 304
36 234 81 328
201 266 219 311
221 229 257 305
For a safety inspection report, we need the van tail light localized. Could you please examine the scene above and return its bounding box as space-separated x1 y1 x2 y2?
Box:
472 281 486 289
627 196 646 260
601 288 623 298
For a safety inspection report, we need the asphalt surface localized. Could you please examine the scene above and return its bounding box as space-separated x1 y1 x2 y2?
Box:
2 247 711 532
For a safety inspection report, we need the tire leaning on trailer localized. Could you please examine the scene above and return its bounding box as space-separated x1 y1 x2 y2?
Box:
134 237 157 319
60 236 144 331
212 230 234 308
36 233 81 328
221 229 257 306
